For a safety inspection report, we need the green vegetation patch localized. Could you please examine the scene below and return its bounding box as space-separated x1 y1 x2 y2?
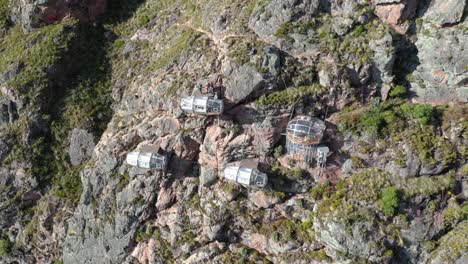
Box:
315 169 456 219
226 36 267 68
0 239 13 256
316 18 388 66
429 220 468 262
379 187 400 216
442 198 467 229
257 218 314 244
389 84 407 99
0 0 9 30
47 26 113 205
274 19 318 41
275 22 295 40
0 23 114 206
221 246 271 264
352 101 429 137
400 103 433 125
0 20 78 91
256 84 327 106
337 99 460 168
145 27 209 73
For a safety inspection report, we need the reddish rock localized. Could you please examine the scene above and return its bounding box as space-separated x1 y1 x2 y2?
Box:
373 0 419 34
131 239 155 264
250 190 281 208
38 0 107 24
156 187 175 211
432 69 448 84
243 233 269 255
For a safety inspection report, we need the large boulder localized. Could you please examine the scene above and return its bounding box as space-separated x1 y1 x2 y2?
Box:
10 0 108 31
68 128 95 166
373 0 419 34
222 62 265 104
423 0 466 26
410 23 468 104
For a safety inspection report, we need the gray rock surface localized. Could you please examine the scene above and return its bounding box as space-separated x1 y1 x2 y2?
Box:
68 128 95 166
424 0 466 26
370 33 395 99
314 217 388 263
411 22 468 104
248 0 321 55
223 62 265 104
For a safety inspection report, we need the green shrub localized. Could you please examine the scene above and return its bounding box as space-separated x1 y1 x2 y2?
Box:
351 156 366 168
384 249 394 257
360 106 386 136
135 226 153 243
113 39 125 49
137 14 150 27
389 85 407 98
310 181 332 200
379 187 400 216
0 0 9 29
401 103 433 125
413 104 433 125
0 239 12 256
152 229 175 263
409 129 437 164
353 25 366 36
291 168 303 179
442 199 467 229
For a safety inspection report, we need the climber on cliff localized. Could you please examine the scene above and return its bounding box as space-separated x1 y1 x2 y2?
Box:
213 75 225 99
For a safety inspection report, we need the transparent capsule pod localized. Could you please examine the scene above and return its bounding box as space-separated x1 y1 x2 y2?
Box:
286 116 326 163
126 145 169 170
180 96 223 115
222 160 268 188
286 116 326 145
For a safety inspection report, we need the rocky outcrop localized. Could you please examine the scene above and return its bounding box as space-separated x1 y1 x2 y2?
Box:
248 0 322 56
370 32 395 99
427 220 468 264
314 217 390 262
423 0 466 26
10 0 108 31
410 22 468 104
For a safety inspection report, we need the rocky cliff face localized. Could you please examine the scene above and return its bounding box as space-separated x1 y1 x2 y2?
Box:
0 0 467 263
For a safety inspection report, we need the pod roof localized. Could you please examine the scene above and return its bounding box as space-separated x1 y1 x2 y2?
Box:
286 115 326 145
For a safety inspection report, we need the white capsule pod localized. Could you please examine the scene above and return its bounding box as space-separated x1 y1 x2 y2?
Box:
222 165 268 188
180 96 223 115
126 145 169 170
